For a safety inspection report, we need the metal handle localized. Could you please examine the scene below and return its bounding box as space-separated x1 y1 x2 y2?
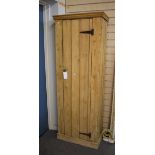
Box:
63 69 67 72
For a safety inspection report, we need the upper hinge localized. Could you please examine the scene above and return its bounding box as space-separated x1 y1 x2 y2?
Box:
80 29 94 35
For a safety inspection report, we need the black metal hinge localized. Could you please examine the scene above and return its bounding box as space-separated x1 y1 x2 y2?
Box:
80 29 94 35
79 132 91 138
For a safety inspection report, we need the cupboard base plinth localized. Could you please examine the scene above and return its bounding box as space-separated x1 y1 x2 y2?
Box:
57 131 103 149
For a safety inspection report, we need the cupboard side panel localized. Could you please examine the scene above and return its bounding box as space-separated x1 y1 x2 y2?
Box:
71 19 80 138
55 20 64 134
99 19 106 134
63 20 72 136
79 19 90 140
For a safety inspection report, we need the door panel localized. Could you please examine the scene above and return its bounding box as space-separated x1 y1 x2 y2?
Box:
79 19 90 140
63 20 72 136
71 19 80 138
88 19 93 139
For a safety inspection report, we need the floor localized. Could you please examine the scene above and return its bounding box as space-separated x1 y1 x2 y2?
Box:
39 130 115 155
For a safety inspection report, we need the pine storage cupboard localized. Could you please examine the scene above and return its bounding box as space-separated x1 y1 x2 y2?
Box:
53 12 108 149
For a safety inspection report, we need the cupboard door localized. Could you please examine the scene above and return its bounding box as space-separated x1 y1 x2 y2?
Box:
62 19 92 140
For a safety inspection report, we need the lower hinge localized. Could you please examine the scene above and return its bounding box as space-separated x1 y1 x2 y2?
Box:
79 132 91 138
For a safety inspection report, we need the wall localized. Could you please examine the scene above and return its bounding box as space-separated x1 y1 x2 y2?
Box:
110 80 115 139
43 0 66 130
65 0 115 129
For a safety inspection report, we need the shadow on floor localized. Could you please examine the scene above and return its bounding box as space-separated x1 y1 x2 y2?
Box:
39 130 115 155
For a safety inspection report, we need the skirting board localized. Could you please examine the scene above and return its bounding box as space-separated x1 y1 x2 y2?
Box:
57 130 104 149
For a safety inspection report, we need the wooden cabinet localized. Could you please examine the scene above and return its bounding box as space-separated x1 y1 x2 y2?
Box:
53 12 108 149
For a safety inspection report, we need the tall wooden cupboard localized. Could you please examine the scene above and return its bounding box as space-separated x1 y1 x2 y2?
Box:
53 12 109 149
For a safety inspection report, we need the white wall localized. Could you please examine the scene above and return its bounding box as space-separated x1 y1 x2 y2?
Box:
43 0 65 130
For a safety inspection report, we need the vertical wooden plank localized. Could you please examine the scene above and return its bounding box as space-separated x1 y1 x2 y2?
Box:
63 20 72 136
90 17 103 141
55 20 64 134
79 19 90 140
71 19 80 138
87 19 92 140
